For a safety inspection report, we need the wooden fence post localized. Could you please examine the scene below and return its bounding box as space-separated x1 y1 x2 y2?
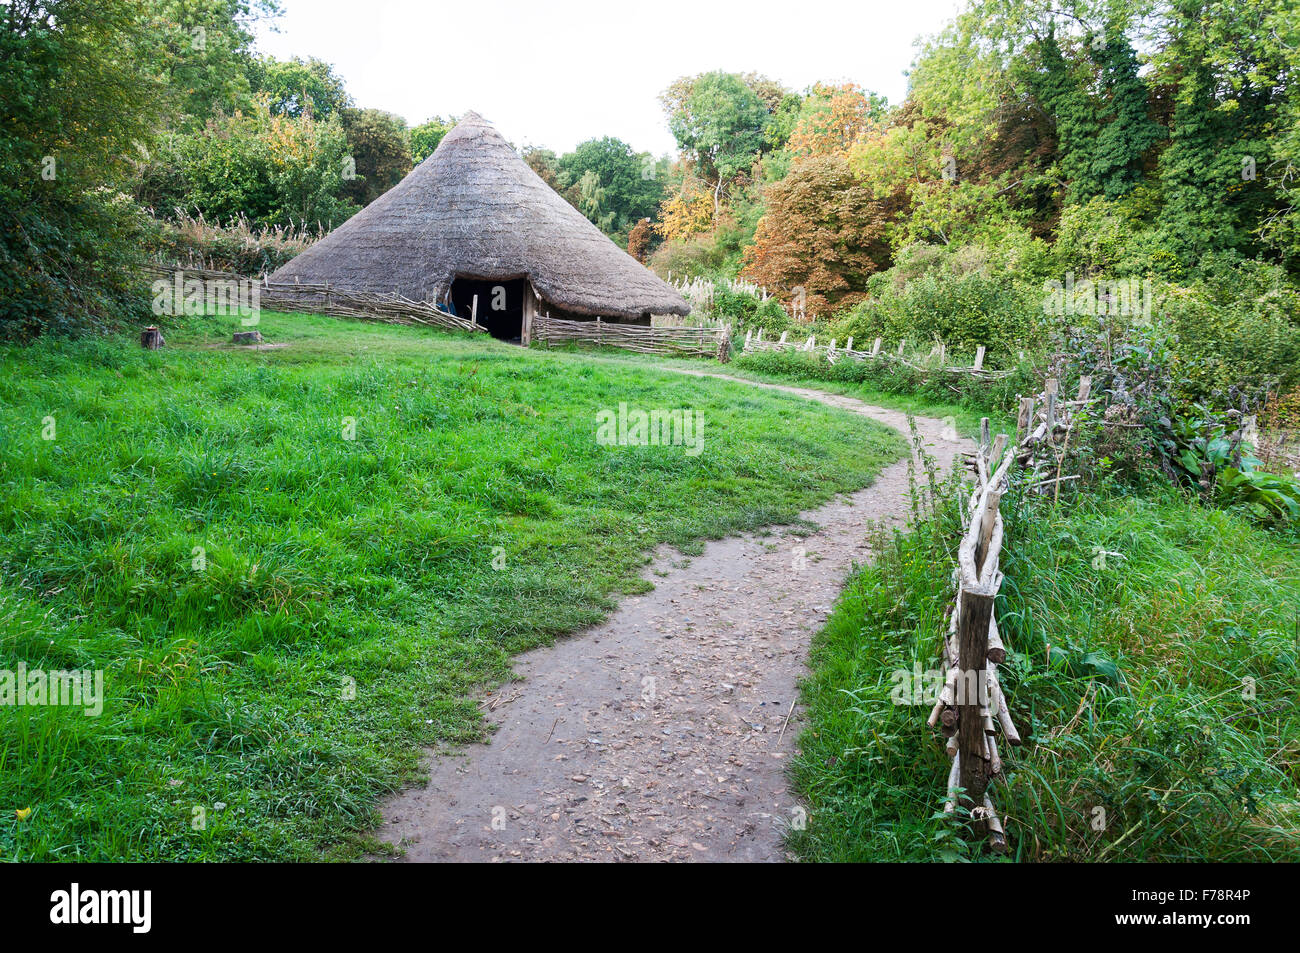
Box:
1016 397 1035 441
958 587 995 812
974 346 985 371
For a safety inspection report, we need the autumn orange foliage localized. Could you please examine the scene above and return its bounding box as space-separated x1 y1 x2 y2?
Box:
787 83 881 158
627 218 654 262
741 154 894 316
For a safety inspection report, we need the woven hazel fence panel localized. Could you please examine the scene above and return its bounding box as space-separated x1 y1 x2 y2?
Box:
144 265 487 334
534 314 732 361
741 328 1015 379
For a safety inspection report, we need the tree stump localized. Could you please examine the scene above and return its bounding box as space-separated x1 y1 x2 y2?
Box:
232 330 263 345
140 326 164 350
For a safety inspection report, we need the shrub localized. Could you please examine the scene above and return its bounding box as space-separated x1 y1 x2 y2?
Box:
831 271 1043 362
708 288 800 336
1160 258 1300 400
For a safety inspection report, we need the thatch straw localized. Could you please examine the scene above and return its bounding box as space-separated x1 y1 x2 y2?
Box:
269 112 690 320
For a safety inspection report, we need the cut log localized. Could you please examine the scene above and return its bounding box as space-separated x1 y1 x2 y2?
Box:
140 326 164 350
232 330 263 345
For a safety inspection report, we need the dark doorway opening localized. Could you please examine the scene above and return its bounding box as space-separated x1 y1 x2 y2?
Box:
449 276 525 342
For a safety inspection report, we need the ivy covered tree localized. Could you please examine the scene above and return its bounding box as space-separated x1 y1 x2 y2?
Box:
1088 31 1164 200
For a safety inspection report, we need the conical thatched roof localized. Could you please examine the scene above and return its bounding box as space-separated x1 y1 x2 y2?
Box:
269 112 689 318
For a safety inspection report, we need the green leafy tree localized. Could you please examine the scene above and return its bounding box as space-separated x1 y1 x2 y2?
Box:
146 0 282 126
174 102 357 227
248 55 350 118
340 107 412 205
662 71 773 222
557 137 664 236
1 0 164 336
411 116 455 162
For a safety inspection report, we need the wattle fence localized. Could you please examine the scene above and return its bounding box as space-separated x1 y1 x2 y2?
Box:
742 327 1015 379
146 264 736 360
532 313 732 361
930 376 1089 852
144 264 485 334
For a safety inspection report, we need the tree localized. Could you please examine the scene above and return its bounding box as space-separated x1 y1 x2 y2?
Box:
411 117 454 162
1153 0 1288 264
655 179 715 243
249 55 350 118
662 71 773 222
1 0 165 336
146 0 282 126
522 146 564 192
174 102 357 227
786 83 888 157
627 218 654 263
340 107 412 205
1088 31 1164 200
557 137 663 236
741 154 893 315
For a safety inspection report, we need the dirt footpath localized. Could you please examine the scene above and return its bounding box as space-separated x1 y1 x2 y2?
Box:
378 372 971 862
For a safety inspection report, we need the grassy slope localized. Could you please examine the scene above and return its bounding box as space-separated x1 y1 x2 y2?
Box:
788 478 1300 862
0 310 904 861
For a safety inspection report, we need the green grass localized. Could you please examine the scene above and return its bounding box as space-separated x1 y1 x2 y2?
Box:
549 342 1002 440
724 348 1019 440
789 474 1300 862
0 310 905 861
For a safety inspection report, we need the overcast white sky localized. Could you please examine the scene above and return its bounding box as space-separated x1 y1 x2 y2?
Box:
252 0 966 156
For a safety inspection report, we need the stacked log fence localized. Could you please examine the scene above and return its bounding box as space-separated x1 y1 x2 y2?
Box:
931 376 1088 852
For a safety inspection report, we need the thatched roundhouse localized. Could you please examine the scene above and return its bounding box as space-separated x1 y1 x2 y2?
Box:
269 112 689 341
